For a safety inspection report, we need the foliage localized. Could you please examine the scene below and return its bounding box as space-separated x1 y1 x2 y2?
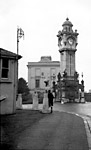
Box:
18 78 30 94
22 93 33 104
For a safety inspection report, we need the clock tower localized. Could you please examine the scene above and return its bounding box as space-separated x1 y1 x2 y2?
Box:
57 18 79 102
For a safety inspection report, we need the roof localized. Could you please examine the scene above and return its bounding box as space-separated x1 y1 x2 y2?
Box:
62 18 73 27
0 48 22 59
27 56 60 66
27 60 60 67
27 56 60 67
40 56 52 62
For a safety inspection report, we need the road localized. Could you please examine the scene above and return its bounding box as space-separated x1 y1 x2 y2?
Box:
23 102 91 117
53 102 91 117
53 101 91 149
18 102 91 150
17 111 88 150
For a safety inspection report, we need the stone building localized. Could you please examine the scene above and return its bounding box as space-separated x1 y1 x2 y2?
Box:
57 18 85 103
0 48 22 114
27 56 60 93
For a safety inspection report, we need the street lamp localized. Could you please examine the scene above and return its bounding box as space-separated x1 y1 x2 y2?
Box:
17 27 24 56
17 27 24 98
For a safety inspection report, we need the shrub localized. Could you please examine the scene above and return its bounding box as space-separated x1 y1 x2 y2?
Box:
22 93 33 104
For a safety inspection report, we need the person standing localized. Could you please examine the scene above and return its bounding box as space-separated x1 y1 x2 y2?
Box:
48 90 54 113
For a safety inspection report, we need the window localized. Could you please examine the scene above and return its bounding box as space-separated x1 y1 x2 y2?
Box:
41 72 44 76
69 27 70 32
64 41 66 46
35 79 40 88
1 58 9 78
51 68 56 80
35 68 40 76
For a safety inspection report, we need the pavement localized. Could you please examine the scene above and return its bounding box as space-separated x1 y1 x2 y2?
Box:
84 116 91 150
22 102 91 150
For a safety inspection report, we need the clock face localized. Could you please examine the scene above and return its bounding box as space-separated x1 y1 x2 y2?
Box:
68 38 74 45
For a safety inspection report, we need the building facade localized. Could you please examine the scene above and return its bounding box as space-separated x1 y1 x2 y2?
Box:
0 48 22 114
27 56 60 93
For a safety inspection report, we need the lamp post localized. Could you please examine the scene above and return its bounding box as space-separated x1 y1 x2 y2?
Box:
17 27 24 98
17 27 24 55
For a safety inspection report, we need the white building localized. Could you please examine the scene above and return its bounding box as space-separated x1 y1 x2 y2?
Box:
27 56 60 92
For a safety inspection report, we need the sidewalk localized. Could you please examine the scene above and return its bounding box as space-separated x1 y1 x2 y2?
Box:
82 116 91 150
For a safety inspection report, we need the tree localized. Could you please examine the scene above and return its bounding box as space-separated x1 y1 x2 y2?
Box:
18 78 30 94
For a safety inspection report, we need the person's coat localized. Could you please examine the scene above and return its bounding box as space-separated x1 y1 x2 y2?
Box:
48 91 54 107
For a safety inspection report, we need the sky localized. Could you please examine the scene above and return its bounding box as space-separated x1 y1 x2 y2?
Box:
0 0 91 92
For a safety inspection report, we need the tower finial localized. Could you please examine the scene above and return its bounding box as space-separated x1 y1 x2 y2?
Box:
66 17 69 21
81 72 83 78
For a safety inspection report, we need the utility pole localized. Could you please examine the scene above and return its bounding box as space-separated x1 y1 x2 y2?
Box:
17 27 24 98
